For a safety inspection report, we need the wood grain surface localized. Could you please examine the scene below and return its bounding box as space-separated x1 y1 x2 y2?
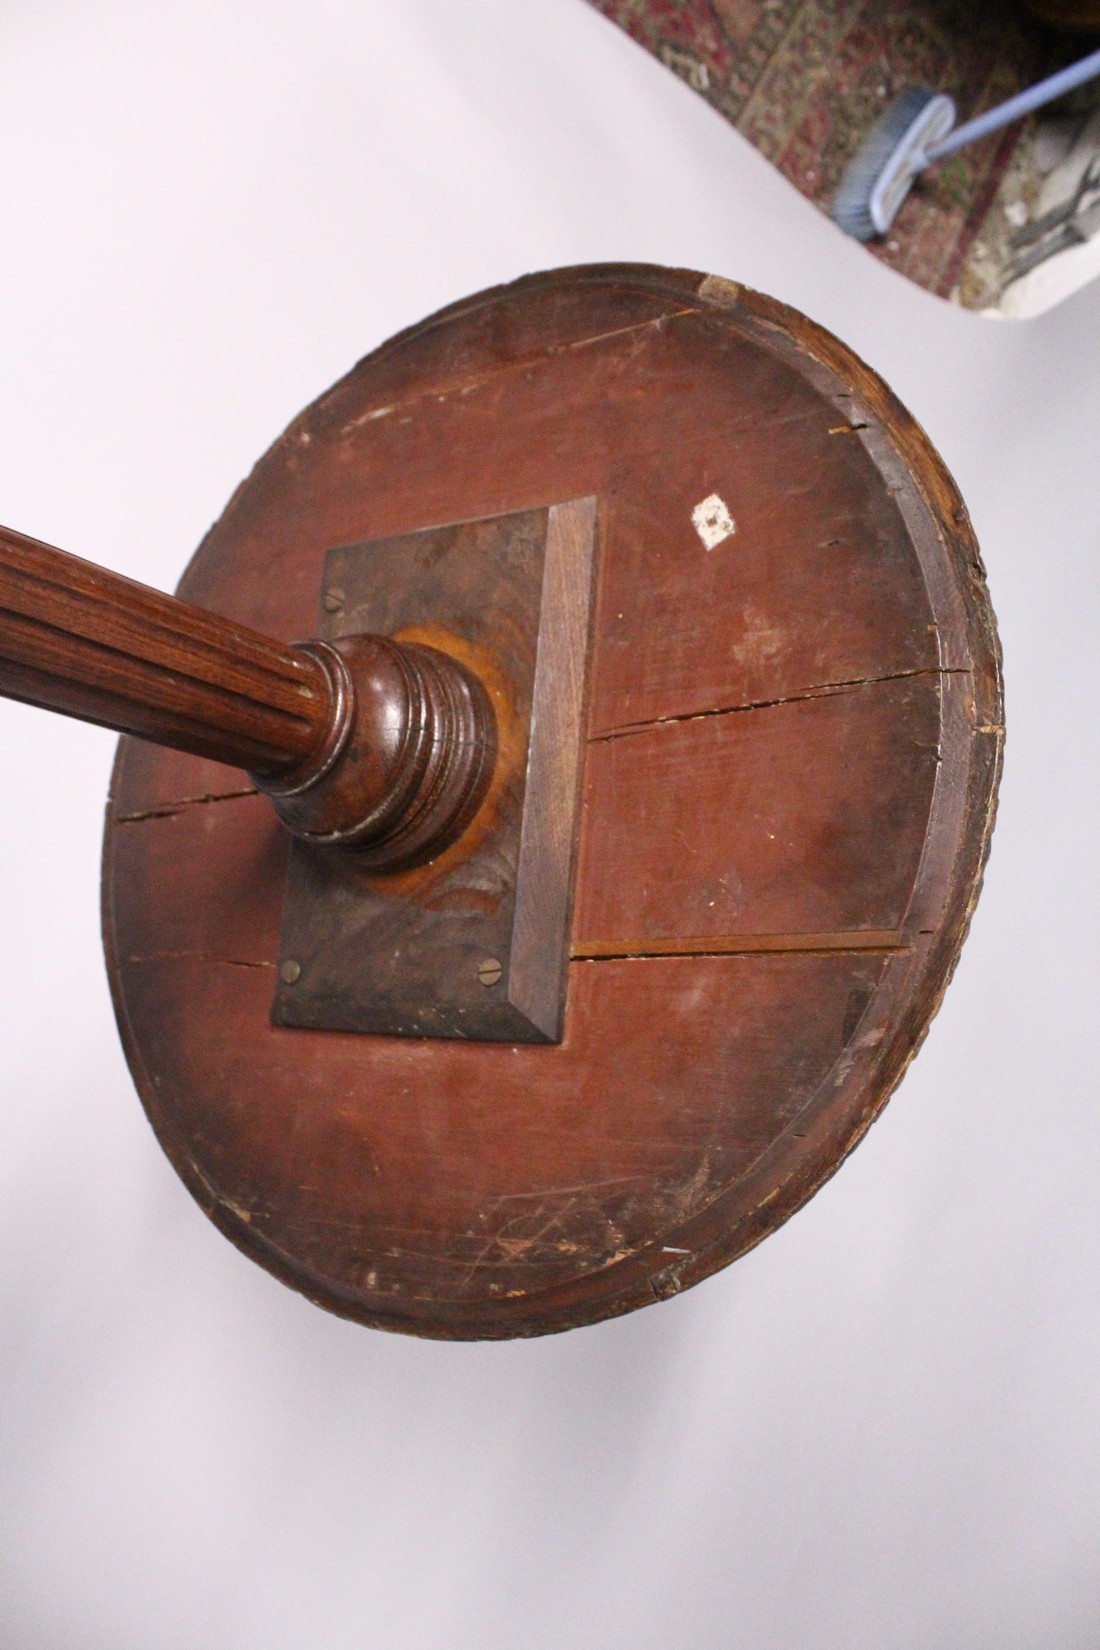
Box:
102 265 1002 1338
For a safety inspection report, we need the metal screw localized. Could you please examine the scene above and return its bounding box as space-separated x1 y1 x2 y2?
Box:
280 959 302 985
477 957 502 988
322 587 345 614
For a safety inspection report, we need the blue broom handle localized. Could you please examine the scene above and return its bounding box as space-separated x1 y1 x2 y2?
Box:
927 47 1100 162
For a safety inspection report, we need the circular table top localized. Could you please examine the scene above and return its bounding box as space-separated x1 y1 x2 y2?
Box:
102 264 1002 1338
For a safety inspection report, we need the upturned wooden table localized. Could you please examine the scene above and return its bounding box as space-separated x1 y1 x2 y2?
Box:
0 265 1002 1337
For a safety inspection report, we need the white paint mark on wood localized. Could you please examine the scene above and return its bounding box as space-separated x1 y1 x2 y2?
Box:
692 493 736 550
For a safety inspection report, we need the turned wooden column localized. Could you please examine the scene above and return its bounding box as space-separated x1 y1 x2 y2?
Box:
0 524 495 868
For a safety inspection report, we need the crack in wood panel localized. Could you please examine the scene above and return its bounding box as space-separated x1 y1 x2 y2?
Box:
571 930 908 961
590 666 964 743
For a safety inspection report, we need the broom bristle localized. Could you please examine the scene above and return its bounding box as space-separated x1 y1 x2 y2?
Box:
832 86 938 242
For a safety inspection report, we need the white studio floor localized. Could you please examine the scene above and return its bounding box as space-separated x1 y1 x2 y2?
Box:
1 4 1098 1648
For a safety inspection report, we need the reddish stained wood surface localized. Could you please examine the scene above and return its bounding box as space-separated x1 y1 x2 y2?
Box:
103 265 1002 1338
575 677 942 949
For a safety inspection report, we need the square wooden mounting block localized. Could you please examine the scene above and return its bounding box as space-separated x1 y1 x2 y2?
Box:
272 498 598 1043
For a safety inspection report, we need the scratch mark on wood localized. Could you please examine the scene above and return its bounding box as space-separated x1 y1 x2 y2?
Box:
335 310 701 436
218 1196 253 1223
565 307 700 354
485 1178 645 1201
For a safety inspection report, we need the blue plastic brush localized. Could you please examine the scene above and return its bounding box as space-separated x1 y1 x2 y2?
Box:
833 46 1100 242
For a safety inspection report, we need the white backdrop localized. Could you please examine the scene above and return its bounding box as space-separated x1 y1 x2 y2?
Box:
2 4 1099 1647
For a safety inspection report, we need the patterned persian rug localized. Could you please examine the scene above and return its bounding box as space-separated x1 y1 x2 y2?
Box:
585 0 1080 306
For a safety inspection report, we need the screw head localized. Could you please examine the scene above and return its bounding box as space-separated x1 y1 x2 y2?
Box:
322 587 345 614
477 957 502 988
280 959 302 985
